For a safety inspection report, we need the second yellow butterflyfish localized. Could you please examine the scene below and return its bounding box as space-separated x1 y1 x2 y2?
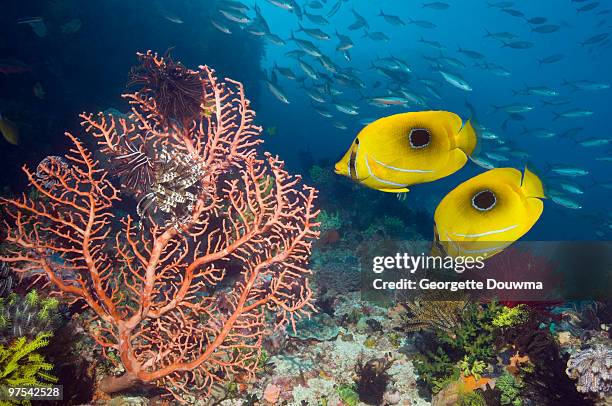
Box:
433 167 546 259
334 110 478 193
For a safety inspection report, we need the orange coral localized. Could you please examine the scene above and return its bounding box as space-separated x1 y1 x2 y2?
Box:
507 352 531 375
0 52 319 403
461 374 492 391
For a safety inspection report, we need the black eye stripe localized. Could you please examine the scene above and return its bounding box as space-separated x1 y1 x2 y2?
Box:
349 143 358 180
409 128 431 149
472 190 496 211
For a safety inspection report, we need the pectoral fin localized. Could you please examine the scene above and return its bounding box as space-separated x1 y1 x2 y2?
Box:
378 187 410 193
434 149 469 179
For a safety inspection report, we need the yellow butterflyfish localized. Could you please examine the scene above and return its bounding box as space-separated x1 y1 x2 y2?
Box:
334 111 478 193
433 167 546 259
0 114 20 146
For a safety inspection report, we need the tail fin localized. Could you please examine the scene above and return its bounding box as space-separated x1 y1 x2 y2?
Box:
552 112 561 121
378 9 385 17
457 119 479 156
465 100 477 119
521 166 546 198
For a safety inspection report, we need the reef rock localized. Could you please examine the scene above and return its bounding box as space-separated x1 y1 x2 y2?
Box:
263 383 281 404
288 312 339 341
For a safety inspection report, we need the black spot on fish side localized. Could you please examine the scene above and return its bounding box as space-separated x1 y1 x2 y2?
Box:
472 189 496 211
409 128 431 149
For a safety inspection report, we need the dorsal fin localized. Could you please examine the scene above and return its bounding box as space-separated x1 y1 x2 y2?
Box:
521 166 546 199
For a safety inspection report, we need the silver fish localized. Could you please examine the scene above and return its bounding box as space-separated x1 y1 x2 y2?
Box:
335 30 354 50
439 70 472 91
549 166 589 177
304 12 329 25
549 194 582 209
578 137 611 147
378 10 405 26
290 33 322 57
553 109 594 120
266 0 294 11
298 23 330 40
298 59 318 80
334 100 359 115
502 40 534 49
265 79 290 104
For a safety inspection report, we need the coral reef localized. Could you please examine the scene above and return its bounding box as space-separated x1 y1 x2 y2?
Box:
316 210 343 233
458 356 486 381
214 294 428 406
354 355 394 405
430 374 491 406
496 372 523 406
500 313 594 405
492 305 529 329
0 290 60 344
311 247 361 294
309 165 334 187
412 301 502 397
336 384 359 406
403 299 468 335
0 262 16 298
288 313 339 341
0 53 319 402
128 50 204 126
0 332 57 390
456 391 486 406
566 344 612 396
441 302 501 362
413 343 457 394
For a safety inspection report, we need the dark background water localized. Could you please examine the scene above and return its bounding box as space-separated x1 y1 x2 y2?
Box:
1 0 610 240
0 0 265 187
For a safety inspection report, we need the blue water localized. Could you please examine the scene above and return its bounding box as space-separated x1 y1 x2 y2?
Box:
1 0 610 240
254 0 612 240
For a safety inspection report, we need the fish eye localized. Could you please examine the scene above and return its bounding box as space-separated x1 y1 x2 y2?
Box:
409 128 431 149
355 138 359 145
472 189 497 211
